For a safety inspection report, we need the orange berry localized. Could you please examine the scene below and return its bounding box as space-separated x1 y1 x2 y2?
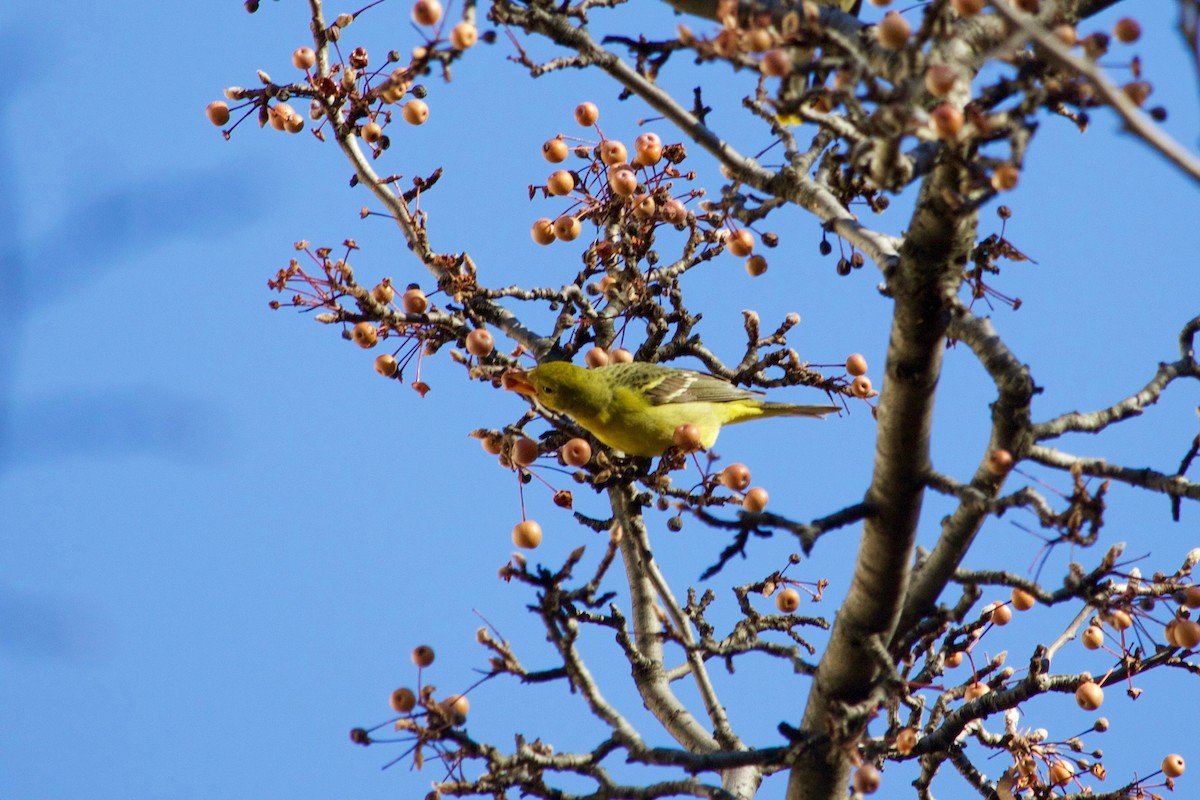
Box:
531 218 555 246
851 375 874 398
449 21 478 49
952 0 983 12
610 347 634 364
945 651 963 668
352 322 379 348
631 194 657 220
402 99 429 125
361 121 383 143
989 603 1013 626
402 287 428 314
760 48 792 78
374 354 398 377
877 11 911 49
512 520 543 549
390 687 416 713
1075 680 1104 711
1184 585 1200 608
1048 760 1074 787
608 165 638 197
845 353 868 376
1105 609 1133 631
727 229 754 258
1163 754 1186 778
719 463 752 492
1113 17 1140 44
895 727 918 755
206 101 231 126
672 423 702 452
542 137 568 163
292 47 316 70
562 438 592 467
480 433 503 455
547 169 575 196
1053 24 1078 46
924 65 957 97
443 693 469 720
991 164 1020 191
1081 625 1105 650
553 215 581 241
411 0 442 25
965 681 990 700
776 587 801 612
1011 587 1035 611
633 130 662 154
634 145 662 167
574 101 599 126
411 644 435 667
745 255 768 277
743 487 769 512
600 140 628 166
372 282 394 303
853 763 881 795
585 347 610 368
1122 81 1152 107
1164 618 1181 647
268 103 297 131
987 449 1015 475
931 103 964 139
1174 619 1200 648
661 199 687 224
465 328 494 357
512 438 540 467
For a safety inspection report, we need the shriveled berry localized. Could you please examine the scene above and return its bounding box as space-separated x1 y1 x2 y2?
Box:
661 199 687 224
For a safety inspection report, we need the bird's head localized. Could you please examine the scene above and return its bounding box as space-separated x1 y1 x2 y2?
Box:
504 361 597 415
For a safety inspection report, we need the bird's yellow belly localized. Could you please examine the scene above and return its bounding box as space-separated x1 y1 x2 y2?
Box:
575 402 725 457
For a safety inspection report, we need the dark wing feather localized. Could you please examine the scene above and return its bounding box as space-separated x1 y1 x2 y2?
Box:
643 369 764 406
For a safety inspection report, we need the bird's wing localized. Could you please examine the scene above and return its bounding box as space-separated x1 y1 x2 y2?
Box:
643 369 764 406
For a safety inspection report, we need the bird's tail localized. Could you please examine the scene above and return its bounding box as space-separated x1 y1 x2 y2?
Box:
761 402 841 418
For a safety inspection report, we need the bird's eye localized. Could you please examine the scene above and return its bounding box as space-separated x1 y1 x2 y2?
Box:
542 386 555 394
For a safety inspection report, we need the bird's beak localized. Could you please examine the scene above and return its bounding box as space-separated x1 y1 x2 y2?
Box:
504 369 537 397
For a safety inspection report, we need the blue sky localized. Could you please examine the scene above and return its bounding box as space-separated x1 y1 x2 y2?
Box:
3 2 1198 799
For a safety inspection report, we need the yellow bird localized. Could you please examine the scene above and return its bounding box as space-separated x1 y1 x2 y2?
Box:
508 361 839 458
